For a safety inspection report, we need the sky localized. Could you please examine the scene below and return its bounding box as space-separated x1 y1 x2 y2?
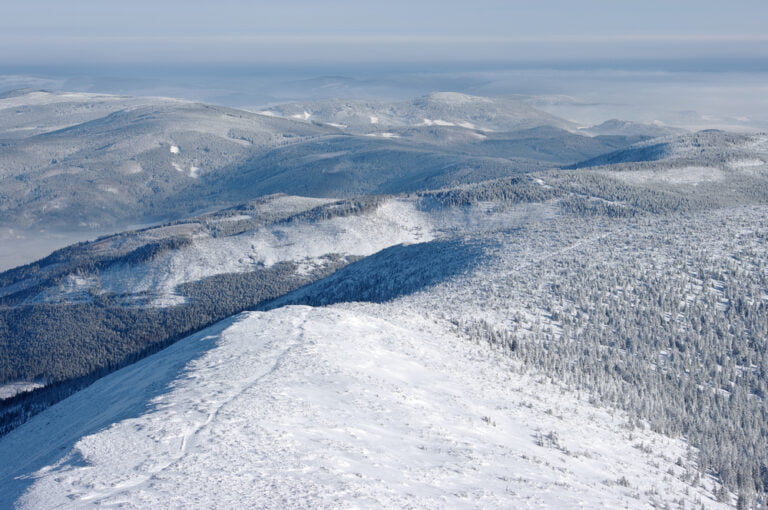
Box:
1 0 767 65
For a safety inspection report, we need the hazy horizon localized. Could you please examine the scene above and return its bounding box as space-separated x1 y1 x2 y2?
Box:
2 2 767 129
2 1 767 65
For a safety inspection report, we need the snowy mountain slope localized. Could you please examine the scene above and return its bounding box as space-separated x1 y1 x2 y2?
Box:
97 198 434 307
0 90 654 243
260 92 578 133
0 194 445 404
0 305 728 509
5 162 768 400
0 93 337 230
182 128 652 211
3 159 768 505
0 90 599 240
0 90 173 139
182 135 550 204
378 206 768 506
2 185 562 311
568 130 768 170
579 119 687 138
0 195 432 308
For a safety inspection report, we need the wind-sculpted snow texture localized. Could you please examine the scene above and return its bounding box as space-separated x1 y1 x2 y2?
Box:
0 306 729 509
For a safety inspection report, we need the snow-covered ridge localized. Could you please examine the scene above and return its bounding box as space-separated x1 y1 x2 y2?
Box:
260 91 577 134
608 166 726 185
103 199 432 306
19 191 557 308
569 130 768 170
0 305 727 509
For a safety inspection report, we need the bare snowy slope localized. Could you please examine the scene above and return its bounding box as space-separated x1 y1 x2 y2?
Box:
0 305 728 509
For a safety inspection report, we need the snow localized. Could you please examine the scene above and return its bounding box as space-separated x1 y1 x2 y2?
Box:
0 305 726 509
0 91 129 110
363 132 400 138
728 158 765 169
418 119 485 131
255 92 574 134
744 134 768 152
211 214 253 223
291 111 312 121
169 145 180 154
427 92 492 105
25 273 100 305
419 118 456 127
0 382 43 399
27 196 557 306
118 160 143 174
171 162 199 178
245 195 333 217
98 199 434 306
610 166 725 185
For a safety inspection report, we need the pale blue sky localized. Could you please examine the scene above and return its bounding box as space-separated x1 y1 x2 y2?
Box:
1 0 767 64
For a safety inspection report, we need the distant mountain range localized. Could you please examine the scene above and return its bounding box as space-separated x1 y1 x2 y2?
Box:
0 90 680 236
259 91 578 133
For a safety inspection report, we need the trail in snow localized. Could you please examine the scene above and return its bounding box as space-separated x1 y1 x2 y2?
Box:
0 305 727 509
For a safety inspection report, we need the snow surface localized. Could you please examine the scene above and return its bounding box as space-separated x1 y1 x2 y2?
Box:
171 161 199 178
362 132 400 138
291 111 312 121
610 166 725 185
417 119 480 129
21 196 557 307
0 305 727 509
426 92 493 105
728 158 765 169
